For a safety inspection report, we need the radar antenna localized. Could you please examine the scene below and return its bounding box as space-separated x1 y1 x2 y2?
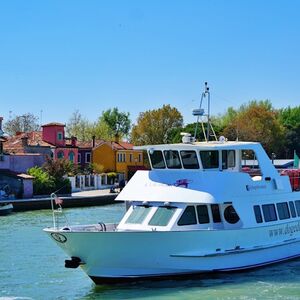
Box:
193 82 217 142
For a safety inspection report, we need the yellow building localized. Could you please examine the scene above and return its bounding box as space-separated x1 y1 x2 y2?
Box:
92 141 145 180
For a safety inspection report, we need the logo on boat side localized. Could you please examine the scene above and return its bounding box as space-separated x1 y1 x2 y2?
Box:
51 233 67 243
174 179 192 188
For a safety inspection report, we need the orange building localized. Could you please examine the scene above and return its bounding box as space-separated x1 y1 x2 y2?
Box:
92 141 145 180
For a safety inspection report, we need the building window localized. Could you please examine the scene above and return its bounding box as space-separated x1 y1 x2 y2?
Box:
78 153 81 163
129 153 133 162
68 151 74 162
138 153 142 163
85 152 91 163
253 205 263 223
57 151 64 159
117 152 126 163
262 204 277 222
57 132 63 141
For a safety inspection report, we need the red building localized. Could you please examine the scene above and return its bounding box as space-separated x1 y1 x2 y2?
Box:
41 123 78 163
4 122 78 164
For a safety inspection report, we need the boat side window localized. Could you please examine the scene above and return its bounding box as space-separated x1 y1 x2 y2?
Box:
295 200 300 217
262 204 277 222
125 206 152 224
200 151 219 169
177 206 197 226
148 206 177 226
211 204 222 223
253 205 263 223
164 150 182 169
222 150 236 169
241 150 261 177
196 205 210 224
180 151 199 169
149 151 166 169
276 202 290 220
289 201 297 218
224 205 240 224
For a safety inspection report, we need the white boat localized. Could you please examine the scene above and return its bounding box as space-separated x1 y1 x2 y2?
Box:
0 202 13 216
44 85 300 284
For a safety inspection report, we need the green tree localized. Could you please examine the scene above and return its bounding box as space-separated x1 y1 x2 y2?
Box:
222 100 285 155
4 113 39 136
131 105 183 145
99 107 131 140
278 106 300 157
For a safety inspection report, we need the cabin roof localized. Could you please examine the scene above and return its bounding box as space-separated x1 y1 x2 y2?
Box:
135 141 260 151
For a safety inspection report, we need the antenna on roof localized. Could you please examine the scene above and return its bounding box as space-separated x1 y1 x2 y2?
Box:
40 110 43 129
193 82 217 142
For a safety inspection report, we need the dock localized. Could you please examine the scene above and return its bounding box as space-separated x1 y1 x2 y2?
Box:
8 189 118 212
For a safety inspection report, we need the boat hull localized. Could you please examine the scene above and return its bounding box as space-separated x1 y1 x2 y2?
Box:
0 203 13 216
44 220 300 283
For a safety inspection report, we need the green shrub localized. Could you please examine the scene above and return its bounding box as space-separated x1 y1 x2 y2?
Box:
28 166 55 195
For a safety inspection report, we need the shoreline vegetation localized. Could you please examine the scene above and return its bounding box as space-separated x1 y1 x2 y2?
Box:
3 101 300 158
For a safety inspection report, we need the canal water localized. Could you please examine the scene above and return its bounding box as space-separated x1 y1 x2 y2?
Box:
1 203 300 300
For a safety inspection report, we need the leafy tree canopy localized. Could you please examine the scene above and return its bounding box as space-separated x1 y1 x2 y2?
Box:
131 104 183 145
99 107 131 140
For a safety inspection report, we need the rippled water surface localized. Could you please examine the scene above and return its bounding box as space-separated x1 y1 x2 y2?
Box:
1 203 300 300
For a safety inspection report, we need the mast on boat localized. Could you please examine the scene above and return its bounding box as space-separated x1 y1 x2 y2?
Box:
193 82 217 142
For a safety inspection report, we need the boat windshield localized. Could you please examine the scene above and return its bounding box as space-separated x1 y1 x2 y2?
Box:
200 150 219 169
164 150 182 169
125 205 152 224
180 151 199 169
148 206 177 226
149 151 166 169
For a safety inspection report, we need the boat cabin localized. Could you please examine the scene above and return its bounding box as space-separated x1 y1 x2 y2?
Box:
115 141 300 232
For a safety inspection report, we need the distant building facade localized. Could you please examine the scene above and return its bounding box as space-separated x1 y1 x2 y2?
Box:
4 122 78 164
92 140 145 180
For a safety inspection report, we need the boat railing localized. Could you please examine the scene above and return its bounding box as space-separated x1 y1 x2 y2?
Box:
60 223 118 232
50 193 69 229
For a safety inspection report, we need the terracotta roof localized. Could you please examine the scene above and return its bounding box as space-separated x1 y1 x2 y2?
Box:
93 140 136 151
77 139 105 149
3 131 54 154
42 122 65 127
112 141 134 150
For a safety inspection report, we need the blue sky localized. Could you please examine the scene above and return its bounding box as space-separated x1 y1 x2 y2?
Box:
1 0 300 127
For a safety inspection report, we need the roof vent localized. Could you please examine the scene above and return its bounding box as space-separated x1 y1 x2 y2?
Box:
181 132 195 144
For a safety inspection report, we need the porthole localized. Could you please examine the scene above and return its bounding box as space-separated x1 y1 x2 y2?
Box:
224 205 240 224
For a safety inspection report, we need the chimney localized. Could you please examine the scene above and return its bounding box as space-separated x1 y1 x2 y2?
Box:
21 135 29 147
114 134 120 143
71 136 77 147
92 135 95 148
